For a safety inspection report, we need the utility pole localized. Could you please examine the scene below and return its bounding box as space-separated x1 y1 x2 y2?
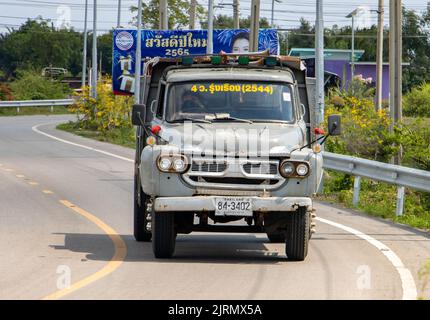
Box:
315 0 324 125
351 15 355 78
135 0 143 104
91 0 97 100
233 0 240 29
81 0 88 88
389 0 403 164
375 0 384 111
159 0 168 29
189 0 196 29
271 0 281 28
207 0 214 54
117 0 121 27
250 0 260 52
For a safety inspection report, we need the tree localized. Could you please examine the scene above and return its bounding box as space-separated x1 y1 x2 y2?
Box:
200 14 271 29
0 19 82 78
130 0 206 29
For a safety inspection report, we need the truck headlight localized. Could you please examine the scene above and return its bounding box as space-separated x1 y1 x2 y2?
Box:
173 158 186 172
280 161 295 177
296 163 309 176
279 160 310 178
157 155 189 173
158 157 172 171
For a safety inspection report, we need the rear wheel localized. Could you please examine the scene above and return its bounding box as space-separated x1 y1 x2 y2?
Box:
134 176 152 242
285 207 310 261
152 212 176 258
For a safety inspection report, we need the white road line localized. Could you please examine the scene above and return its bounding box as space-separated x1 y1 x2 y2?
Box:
32 123 134 163
316 217 417 300
32 121 418 300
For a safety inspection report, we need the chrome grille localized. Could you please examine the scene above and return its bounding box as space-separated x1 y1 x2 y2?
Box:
243 163 278 175
191 161 227 173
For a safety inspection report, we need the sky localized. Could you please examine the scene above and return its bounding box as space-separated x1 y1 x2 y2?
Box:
0 0 428 34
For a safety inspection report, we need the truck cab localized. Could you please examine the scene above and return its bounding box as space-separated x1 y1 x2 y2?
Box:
132 54 340 261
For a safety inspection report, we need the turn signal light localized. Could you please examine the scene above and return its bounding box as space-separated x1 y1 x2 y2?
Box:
151 125 161 135
314 127 325 135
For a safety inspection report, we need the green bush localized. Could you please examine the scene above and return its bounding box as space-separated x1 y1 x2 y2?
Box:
9 70 70 100
404 83 430 117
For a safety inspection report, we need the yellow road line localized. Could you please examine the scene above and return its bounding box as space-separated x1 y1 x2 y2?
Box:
28 181 39 186
42 190 54 194
42 200 127 300
16 174 25 178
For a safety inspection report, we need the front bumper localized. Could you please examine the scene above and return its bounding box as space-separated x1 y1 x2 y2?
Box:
154 196 312 212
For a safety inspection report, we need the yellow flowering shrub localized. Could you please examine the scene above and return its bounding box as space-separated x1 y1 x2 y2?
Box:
71 78 133 132
325 95 399 162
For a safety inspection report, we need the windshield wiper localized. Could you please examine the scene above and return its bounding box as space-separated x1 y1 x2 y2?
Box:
211 115 254 124
172 117 212 124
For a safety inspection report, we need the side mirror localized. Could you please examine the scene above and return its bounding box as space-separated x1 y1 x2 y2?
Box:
328 114 342 136
132 104 146 126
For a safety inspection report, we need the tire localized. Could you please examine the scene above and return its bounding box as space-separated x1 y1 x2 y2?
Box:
134 176 152 242
285 207 310 261
152 212 176 259
267 232 285 243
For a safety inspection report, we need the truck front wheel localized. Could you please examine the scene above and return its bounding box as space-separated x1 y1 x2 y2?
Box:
285 207 310 261
134 177 152 242
152 212 176 259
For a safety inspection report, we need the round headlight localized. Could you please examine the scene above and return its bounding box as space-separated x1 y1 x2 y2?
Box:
158 157 172 171
280 161 295 177
296 163 309 176
173 158 186 172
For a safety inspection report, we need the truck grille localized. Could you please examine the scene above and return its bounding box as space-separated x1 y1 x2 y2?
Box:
191 161 227 173
243 163 278 175
183 158 285 191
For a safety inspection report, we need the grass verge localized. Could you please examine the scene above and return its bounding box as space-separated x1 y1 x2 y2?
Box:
0 106 71 116
317 170 430 231
57 121 136 149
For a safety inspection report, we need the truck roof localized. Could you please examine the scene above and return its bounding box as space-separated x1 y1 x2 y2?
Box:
165 67 295 83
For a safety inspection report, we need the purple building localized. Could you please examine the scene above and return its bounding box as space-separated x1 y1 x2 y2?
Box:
289 48 408 101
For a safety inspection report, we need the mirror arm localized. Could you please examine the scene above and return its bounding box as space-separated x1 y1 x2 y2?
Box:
137 111 168 144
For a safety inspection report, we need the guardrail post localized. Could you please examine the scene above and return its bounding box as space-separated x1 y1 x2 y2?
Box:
396 186 405 216
17 106 20 114
353 176 361 207
50 105 53 113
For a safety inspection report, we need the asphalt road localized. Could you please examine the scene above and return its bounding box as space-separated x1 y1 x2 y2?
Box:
0 115 429 300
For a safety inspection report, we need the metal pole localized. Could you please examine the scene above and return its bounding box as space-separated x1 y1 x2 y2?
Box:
396 186 405 216
315 0 324 124
159 0 168 29
353 176 361 206
375 0 384 111
135 0 143 104
189 0 196 29
389 0 402 164
271 0 275 28
117 0 122 28
81 0 88 88
250 0 260 52
207 0 214 54
233 0 240 29
91 0 97 100
351 15 355 79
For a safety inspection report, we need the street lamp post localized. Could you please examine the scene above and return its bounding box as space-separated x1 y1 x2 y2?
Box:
346 9 360 80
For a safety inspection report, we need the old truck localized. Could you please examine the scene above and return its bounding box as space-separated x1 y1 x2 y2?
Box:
131 53 341 261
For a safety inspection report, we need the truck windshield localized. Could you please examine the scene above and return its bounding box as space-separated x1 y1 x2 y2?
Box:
165 81 295 123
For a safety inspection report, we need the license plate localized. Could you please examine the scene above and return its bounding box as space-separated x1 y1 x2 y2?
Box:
215 197 253 217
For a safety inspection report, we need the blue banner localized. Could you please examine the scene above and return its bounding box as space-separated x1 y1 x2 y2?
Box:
112 29 279 95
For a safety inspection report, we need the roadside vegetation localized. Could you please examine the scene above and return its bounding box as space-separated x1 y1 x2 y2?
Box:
320 77 430 230
58 79 135 148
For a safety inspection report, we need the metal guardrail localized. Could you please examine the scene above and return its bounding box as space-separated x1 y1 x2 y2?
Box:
323 151 430 216
0 99 75 113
